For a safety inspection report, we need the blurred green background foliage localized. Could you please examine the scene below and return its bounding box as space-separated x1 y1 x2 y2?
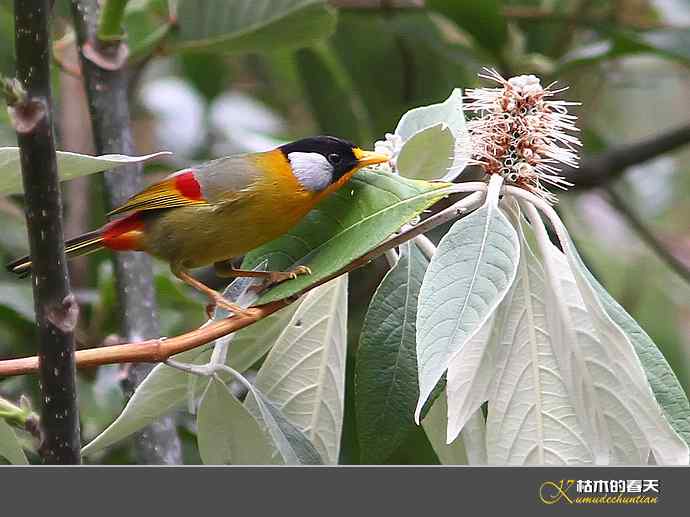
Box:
1 0 689 464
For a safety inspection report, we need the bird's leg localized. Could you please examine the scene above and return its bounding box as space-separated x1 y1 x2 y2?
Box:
214 261 311 286
172 267 252 318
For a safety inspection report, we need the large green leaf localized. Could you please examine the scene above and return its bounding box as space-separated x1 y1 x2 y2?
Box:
356 242 427 463
197 379 275 465
243 170 449 303
331 12 473 137
82 268 276 456
296 45 371 144
0 418 27 465
81 346 211 456
415 197 520 422
249 276 348 464
170 0 336 54
427 0 507 55
0 148 170 195
242 379 323 465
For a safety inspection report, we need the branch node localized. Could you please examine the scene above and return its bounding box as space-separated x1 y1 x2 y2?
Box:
81 39 129 71
46 294 80 333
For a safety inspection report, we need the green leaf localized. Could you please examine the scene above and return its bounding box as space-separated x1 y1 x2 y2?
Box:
397 124 455 181
415 198 520 422
0 282 34 321
395 88 469 181
559 29 690 72
170 0 337 54
331 12 473 138
427 0 507 55
81 346 212 456
0 418 28 465
197 379 275 465
484 223 592 465
82 268 274 456
249 275 348 464
356 242 428 463
295 45 371 144
228 301 305 372
421 395 467 465
243 379 323 465
243 170 449 303
395 88 466 142
574 250 690 448
0 148 170 195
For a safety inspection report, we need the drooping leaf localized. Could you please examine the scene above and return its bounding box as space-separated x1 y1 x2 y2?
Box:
81 346 211 456
356 242 427 463
527 211 689 465
562 239 689 464
243 380 323 465
248 276 348 464
415 197 520 422
581 267 690 447
170 0 336 55
422 395 468 465
243 170 450 303
0 418 28 465
0 148 170 195
460 410 488 465
197 379 275 465
227 301 305 372
485 226 593 465
445 313 497 444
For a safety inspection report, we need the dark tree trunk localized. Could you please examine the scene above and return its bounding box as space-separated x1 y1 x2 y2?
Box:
70 0 182 464
13 0 81 464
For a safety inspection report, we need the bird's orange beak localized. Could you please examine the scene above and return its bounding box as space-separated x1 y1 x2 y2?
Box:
353 148 390 169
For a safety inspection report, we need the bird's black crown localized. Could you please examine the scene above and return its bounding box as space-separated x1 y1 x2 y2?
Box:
280 136 359 182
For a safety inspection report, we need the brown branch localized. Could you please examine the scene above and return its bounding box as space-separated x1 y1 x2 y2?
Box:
564 123 690 189
0 299 292 377
0 190 485 378
606 186 690 285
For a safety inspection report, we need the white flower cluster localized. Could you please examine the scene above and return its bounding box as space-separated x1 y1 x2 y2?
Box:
463 69 581 203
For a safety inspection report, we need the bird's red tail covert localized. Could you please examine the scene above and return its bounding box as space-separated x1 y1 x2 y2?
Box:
6 213 145 278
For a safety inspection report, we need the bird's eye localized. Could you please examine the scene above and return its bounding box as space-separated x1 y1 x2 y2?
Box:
327 153 342 165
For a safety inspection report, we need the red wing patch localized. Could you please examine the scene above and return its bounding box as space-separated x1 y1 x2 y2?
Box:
108 169 209 216
174 170 204 200
102 213 146 251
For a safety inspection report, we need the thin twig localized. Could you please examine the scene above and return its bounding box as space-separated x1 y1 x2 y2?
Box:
0 189 486 378
606 187 690 285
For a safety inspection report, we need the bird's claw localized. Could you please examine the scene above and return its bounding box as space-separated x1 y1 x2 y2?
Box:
206 295 251 320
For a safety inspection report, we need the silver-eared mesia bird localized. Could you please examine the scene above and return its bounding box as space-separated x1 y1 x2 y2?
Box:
7 136 390 315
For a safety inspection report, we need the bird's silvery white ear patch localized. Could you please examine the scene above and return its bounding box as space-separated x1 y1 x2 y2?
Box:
287 152 333 191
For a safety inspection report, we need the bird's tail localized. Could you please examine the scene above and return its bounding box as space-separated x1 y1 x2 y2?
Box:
6 230 105 278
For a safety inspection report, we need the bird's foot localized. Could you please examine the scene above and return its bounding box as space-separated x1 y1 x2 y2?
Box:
267 265 312 284
205 293 252 320
250 265 312 294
